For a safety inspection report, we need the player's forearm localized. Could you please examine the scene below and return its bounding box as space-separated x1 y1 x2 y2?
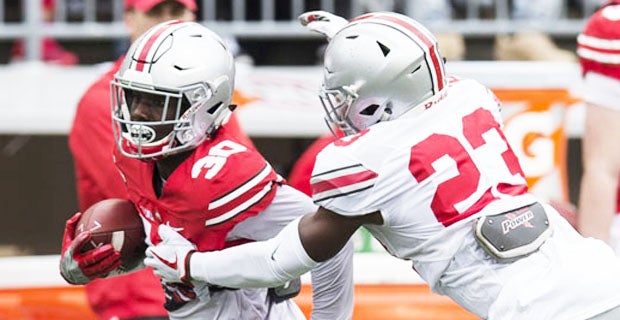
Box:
189 218 318 288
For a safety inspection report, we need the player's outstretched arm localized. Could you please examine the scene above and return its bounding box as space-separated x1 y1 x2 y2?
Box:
146 207 374 288
146 217 314 287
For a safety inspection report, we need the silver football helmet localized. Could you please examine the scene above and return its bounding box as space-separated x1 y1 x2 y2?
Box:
111 20 235 159
318 12 447 136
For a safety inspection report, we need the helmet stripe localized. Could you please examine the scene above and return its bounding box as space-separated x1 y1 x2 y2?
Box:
134 20 184 72
352 13 446 93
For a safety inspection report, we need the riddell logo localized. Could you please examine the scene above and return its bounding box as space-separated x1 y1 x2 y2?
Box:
501 210 534 234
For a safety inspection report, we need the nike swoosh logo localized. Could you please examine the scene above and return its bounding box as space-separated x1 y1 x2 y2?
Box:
151 251 177 269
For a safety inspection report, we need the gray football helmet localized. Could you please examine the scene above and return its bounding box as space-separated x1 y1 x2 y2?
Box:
111 21 235 159
317 12 448 135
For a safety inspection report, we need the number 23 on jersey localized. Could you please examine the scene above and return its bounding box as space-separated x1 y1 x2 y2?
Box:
408 108 527 225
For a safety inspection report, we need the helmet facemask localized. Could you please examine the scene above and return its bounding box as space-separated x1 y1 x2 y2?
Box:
111 80 219 159
319 85 358 136
320 84 394 136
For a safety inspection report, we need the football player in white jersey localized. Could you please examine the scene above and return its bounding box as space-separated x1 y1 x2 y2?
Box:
145 12 620 320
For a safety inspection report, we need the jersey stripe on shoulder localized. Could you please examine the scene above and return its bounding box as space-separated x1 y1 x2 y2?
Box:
311 164 378 202
205 162 277 226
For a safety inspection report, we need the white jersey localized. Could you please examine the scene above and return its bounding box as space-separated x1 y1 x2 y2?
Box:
310 77 620 319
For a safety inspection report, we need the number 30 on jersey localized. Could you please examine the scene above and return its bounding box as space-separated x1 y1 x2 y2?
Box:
191 140 247 180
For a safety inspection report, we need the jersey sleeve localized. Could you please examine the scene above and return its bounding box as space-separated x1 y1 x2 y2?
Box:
310 144 381 216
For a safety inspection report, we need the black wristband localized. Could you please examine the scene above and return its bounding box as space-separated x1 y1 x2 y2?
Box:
182 250 197 284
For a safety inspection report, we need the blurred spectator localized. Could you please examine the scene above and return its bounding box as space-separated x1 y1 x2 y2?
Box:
576 0 620 255
494 31 576 61
10 0 79 65
288 135 336 196
112 4 251 64
494 0 579 61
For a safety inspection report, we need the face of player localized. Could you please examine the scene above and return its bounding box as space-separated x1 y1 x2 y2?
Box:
125 89 181 141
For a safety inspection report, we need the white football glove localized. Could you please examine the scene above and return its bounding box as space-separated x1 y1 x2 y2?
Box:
144 224 196 284
298 10 348 40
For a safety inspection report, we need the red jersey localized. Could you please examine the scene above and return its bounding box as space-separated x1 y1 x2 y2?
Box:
68 57 253 319
114 127 280 252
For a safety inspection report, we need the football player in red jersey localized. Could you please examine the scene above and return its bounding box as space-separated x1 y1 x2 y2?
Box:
62 20 354 320
63 1 202 319
146 11 620 320
577 0 620 256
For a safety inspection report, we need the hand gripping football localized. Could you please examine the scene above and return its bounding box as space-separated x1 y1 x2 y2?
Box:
76 199 147 272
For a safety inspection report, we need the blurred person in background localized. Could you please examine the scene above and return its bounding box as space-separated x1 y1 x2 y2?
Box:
576 0 620 255
67 0 244 319
63 20 353 319
493 0 608 61
146 11 620 320
10 0 79 65
288 135 336 197
493 0 575 61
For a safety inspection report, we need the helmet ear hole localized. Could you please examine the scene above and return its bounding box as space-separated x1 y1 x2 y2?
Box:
360 104 380 116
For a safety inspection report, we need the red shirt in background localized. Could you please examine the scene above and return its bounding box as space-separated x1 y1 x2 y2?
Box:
287 134 336 196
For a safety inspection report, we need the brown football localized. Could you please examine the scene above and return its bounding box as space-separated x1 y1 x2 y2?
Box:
76 198 147 272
